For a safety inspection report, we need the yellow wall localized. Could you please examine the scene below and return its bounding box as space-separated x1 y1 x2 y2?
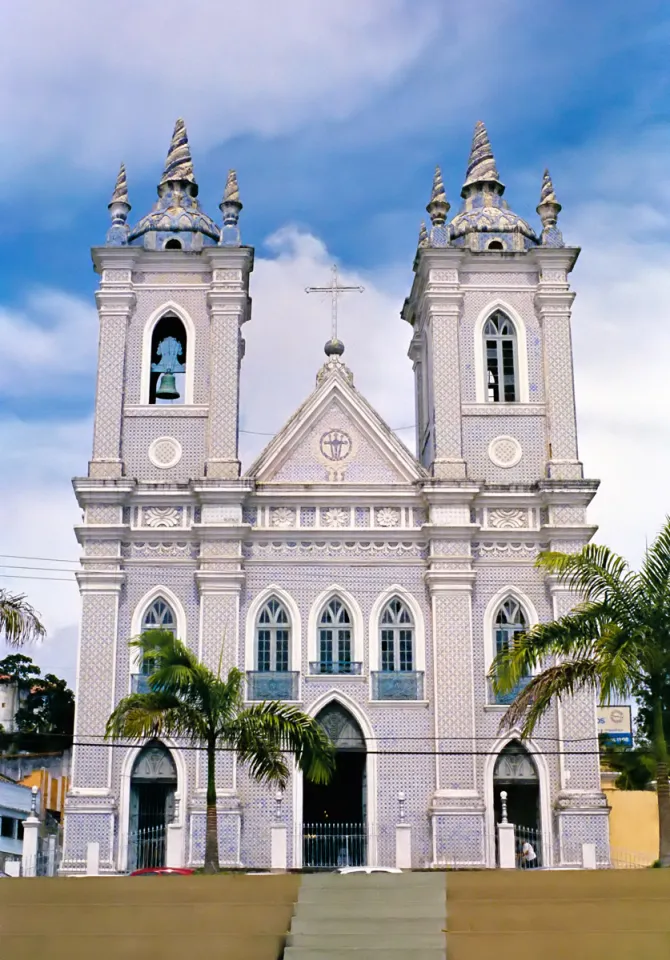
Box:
602 775 659 864
19 769 69 818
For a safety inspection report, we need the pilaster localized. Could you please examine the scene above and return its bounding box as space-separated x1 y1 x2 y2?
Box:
203 248 254 479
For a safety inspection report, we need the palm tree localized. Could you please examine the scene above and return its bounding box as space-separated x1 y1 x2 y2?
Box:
0 590 45 646
106 629 335 873
490 523 670 866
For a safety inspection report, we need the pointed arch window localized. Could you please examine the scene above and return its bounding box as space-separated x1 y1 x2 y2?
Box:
256 598 290 673
134 597 176 691
149 313 187 405
380 597 414 672
484 310 518 403
491 597 529 705
317 598 352 674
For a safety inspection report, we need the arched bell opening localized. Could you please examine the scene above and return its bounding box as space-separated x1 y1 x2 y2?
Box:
493 741 542 866
149 313 187 405
128 740 177 871
302 703 367 868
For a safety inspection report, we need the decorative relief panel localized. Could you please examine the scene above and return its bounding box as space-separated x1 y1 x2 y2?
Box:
321 507 350 528
143 506 183 528
242 540 427 560
270 507 296 528
85 505 122 525
122 542 198 559
486 508 528 530
473 541 545 560
375 507 400 528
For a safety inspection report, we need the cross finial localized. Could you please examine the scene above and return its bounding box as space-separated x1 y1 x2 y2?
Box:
305 264 364 357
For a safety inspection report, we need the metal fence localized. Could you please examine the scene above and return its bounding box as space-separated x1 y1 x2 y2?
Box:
301 822 367 869
128 823 167 871
515 824 542 869
609 847 656 869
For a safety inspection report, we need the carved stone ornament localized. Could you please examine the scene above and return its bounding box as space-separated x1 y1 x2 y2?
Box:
144 507 181 528
321 507 350 528
376 507 400 528
488 435 522 468
270 507 296 528
487 508 527 530
148 436 182 469
315 428 356 481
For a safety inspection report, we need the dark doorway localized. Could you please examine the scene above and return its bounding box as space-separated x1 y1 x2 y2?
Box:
493 741 542 866
302 703 367 867
128 741 177 871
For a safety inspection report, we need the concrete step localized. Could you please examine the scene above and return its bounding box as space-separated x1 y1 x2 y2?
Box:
445 932 670 960
294 887 446 905
292 900 445 920
284 950 446 960
288 932 445 950
290 916 439 936
301 872 444 888
448 897 670 933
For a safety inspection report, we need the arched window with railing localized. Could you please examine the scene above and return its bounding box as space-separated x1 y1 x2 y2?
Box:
149 313 187 405
380 597 414 671
484 310 518 403
491 597 528 704
316 598 354 675
133 597 177 692
256 597 290 673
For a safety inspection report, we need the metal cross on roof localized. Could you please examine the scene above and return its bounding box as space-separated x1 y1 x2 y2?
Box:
305 264 364 342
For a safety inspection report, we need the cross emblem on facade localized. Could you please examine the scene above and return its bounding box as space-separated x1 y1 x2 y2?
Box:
305 264 364 344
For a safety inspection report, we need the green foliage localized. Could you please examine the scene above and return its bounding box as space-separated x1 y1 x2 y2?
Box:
106 630 335 871
488 517 670 865
0 591 45 646
600 736 655 790
0 655 75 752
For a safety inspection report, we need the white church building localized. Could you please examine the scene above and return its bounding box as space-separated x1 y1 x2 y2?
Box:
61 119 609 873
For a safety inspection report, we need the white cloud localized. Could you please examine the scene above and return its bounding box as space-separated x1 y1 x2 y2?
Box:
0 291 97 397
0 1 447 176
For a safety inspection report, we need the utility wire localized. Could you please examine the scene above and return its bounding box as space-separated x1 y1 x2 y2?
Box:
240 425 415 436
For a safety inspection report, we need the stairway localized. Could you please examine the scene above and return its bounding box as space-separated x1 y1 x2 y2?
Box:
284 872 447 959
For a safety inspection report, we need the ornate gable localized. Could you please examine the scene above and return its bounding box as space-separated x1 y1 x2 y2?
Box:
246 362 424 485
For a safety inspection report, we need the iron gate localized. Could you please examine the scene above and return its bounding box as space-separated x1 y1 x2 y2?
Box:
302 822 367 868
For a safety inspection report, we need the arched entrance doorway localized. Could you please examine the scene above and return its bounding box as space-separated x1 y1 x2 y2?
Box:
303 703 367 867
493 741 541 866
128 741 177 871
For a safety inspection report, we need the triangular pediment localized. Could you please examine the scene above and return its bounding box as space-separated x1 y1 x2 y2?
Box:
245 367 424 485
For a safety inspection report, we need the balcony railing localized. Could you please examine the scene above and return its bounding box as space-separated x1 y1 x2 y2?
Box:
247 671 299 701
371 670 424 701
488 675 532 705
131 674 151 694
309 661 363 676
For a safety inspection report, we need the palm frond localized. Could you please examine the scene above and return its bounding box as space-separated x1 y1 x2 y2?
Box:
0 592 46 646
227 701 335 785
499 659 601 737
537 547 640 619
105 692 208 742
640 516 670 603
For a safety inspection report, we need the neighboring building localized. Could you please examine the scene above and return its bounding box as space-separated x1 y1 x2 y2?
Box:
0 677 19 733
62 119 608 874
0 774 33 869
602 772 659 866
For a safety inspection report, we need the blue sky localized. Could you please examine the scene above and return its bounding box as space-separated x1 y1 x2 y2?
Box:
1 0 670 682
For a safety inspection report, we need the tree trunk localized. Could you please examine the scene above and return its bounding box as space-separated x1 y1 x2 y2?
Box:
652 698 670 866
203 740 219 874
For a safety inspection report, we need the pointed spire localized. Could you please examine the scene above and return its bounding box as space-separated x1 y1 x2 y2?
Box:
219 169 243 246
110 163 129 206
426 166 450 227
106 163 131 246
461 121 503 196
418 221 428 247
222 169 241 205
159 118 196 190
537 168 564 247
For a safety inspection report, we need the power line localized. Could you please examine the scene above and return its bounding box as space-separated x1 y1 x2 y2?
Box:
0 564 80 573
240 425 415 437
0 554 80 565
0 573 76 583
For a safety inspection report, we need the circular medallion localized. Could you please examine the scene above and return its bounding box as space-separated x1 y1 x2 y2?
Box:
488 435 522 469
148 436 182 469
319 430 352 463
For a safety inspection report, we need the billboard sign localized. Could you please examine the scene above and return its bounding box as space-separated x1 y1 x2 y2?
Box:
597 705 633 746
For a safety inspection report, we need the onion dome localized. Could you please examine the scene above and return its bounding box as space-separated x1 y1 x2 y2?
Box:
127 119 220 250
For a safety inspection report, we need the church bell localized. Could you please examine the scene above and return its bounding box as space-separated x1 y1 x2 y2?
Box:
155 372 180 400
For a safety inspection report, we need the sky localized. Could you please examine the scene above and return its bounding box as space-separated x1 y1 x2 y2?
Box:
1 0 670 686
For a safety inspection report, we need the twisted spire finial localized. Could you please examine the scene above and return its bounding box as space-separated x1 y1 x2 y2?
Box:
219 169 243 245
537 168 564 246
223 169 241 205
426 166 450 227
462 120 502 195
159 118 196 189
110 163 129 206
418 221 428 247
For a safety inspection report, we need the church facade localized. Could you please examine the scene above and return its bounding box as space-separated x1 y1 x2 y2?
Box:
61 119 609 873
